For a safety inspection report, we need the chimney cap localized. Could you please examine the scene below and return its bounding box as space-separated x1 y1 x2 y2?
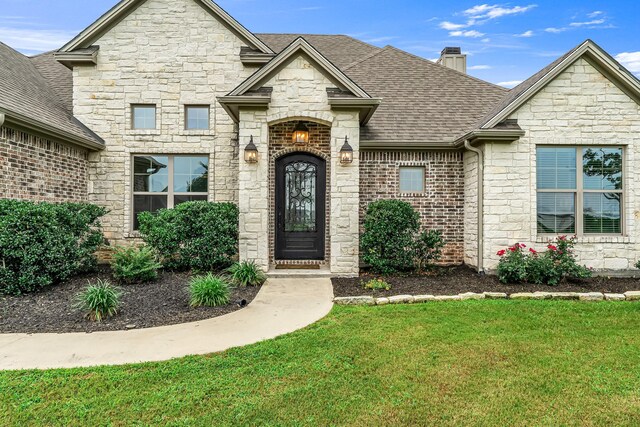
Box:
441 47 462 55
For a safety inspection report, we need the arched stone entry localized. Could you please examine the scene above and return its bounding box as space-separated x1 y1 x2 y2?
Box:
269 120 331 266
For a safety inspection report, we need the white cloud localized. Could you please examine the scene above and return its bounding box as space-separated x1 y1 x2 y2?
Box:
516 30 534 37
0 27 76 53
588 11 604 18
481 38 491 43
449 30 485 38
439 21 468 30
497 80 524 88
463 4 537 20
570 19 605 27
545 27 567 33
615 52 640 74
468 65 492 70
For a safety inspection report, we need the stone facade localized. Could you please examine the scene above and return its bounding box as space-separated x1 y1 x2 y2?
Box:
72 0 258 242
0 126 88 202
237 55 360 275
463 150 479 267
360 151 465 264
482 58 640 271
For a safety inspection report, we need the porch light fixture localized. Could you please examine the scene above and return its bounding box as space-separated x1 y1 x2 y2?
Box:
340 136 354 165
244 136 258 164
292 122 310 144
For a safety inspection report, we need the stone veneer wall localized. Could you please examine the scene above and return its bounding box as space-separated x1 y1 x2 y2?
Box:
268 121 331 265
483 57 640 271
0 126 88 202
463 150 479 267
72 0 258 242
359 151 464 265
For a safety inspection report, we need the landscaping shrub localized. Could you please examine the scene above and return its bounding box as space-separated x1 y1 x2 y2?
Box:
414 230 446 272
364 278 392 291
497 236 592 285
138 201 238 271
636 259 640 270
74 279 122 322
189 273 231 307
227 261 266 287
111 246 162 285
0 200 106 295
361 200 420 274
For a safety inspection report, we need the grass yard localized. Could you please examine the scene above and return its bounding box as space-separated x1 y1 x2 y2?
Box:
2 301 640 426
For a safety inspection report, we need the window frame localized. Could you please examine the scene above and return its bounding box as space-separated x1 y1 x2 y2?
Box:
131 104 157 130
536 145 625 237
131 154 209 231
184 105 210 130
398 166 426 194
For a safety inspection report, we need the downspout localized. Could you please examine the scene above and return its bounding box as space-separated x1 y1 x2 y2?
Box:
464 140 484 273
0 113 5 127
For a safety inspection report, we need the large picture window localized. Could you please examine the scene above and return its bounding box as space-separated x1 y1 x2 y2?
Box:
132 155 209 230
536 147 623 235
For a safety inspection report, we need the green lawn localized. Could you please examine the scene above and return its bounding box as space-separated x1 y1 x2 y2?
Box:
2 302 640 426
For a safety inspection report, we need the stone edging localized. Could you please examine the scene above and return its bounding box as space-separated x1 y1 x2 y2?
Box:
334 291 640 306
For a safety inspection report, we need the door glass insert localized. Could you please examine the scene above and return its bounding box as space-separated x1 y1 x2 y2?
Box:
284 161 317 232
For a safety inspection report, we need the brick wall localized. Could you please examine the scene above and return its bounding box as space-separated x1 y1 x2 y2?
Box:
0 126 88 202
360 151 464 264
268 121 331 265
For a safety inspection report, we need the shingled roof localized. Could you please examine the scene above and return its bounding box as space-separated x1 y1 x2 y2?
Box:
344 46 508 145
0 42 103 148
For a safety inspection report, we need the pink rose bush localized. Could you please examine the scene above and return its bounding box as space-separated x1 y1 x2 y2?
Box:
496 236 591 285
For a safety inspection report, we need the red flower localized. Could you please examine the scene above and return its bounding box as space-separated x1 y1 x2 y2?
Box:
547 244 558 251
529 248 537 254
519 243 527 248
509 247 517 252
497 249 506 256
558 236 567 241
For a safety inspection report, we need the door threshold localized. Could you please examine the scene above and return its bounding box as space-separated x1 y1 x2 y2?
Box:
275 264 321 270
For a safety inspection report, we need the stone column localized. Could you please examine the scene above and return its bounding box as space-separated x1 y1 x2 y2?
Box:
238 110 270 271
330 111 360 276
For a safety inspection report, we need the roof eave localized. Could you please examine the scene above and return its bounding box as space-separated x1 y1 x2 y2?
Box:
216 95 271 123
0 108 105 151
54 49 99 69
328 97 382 125
454 128 526 148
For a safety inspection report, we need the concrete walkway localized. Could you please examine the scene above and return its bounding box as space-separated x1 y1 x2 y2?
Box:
0 278 334 371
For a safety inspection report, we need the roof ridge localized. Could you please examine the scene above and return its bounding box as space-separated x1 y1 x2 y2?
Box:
343 45 390 71
382 45 509 92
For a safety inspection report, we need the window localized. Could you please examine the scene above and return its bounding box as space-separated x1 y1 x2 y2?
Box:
185 106 210 130
536 147 623 235
132 105 156 129
399 167 425 193
132 155 209 229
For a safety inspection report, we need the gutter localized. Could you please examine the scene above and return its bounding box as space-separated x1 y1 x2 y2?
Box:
464 140 484 273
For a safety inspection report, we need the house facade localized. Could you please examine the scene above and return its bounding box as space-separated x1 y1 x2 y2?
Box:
1 0 639 275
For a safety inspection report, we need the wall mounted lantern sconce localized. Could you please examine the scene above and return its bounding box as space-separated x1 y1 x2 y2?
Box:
340 136 354 165
244 136 258 164
292 122 310 144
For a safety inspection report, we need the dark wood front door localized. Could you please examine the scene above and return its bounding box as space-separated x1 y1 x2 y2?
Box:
275 153 326 260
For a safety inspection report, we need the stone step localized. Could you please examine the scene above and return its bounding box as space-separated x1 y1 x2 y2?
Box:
266 268 333 279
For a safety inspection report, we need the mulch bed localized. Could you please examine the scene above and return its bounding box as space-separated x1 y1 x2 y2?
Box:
0 267 260 334
332 265 640 297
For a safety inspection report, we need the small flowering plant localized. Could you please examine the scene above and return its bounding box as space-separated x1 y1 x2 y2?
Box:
496 236 592 285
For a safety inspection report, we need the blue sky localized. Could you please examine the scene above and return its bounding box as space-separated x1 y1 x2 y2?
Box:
1 0 639 87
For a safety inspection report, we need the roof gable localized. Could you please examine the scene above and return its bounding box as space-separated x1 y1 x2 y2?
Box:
481 40 640 129
59 0 272 54
228 37 371 99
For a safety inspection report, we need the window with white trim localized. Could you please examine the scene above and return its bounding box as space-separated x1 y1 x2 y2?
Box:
132 155 209 230
399 166 425 193
536 146 623 235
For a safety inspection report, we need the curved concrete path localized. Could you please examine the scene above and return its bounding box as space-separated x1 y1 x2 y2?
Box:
0 278 333 371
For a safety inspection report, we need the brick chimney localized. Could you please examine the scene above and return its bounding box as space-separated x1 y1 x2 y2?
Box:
437 47 467 74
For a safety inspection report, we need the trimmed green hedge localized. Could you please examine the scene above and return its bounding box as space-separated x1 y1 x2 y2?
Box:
0 200 107 295
138 201 238 271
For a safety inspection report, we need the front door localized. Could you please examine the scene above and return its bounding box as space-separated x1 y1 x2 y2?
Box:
275 153 326 260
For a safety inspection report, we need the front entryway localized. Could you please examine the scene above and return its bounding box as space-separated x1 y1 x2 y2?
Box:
275 153 326 260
